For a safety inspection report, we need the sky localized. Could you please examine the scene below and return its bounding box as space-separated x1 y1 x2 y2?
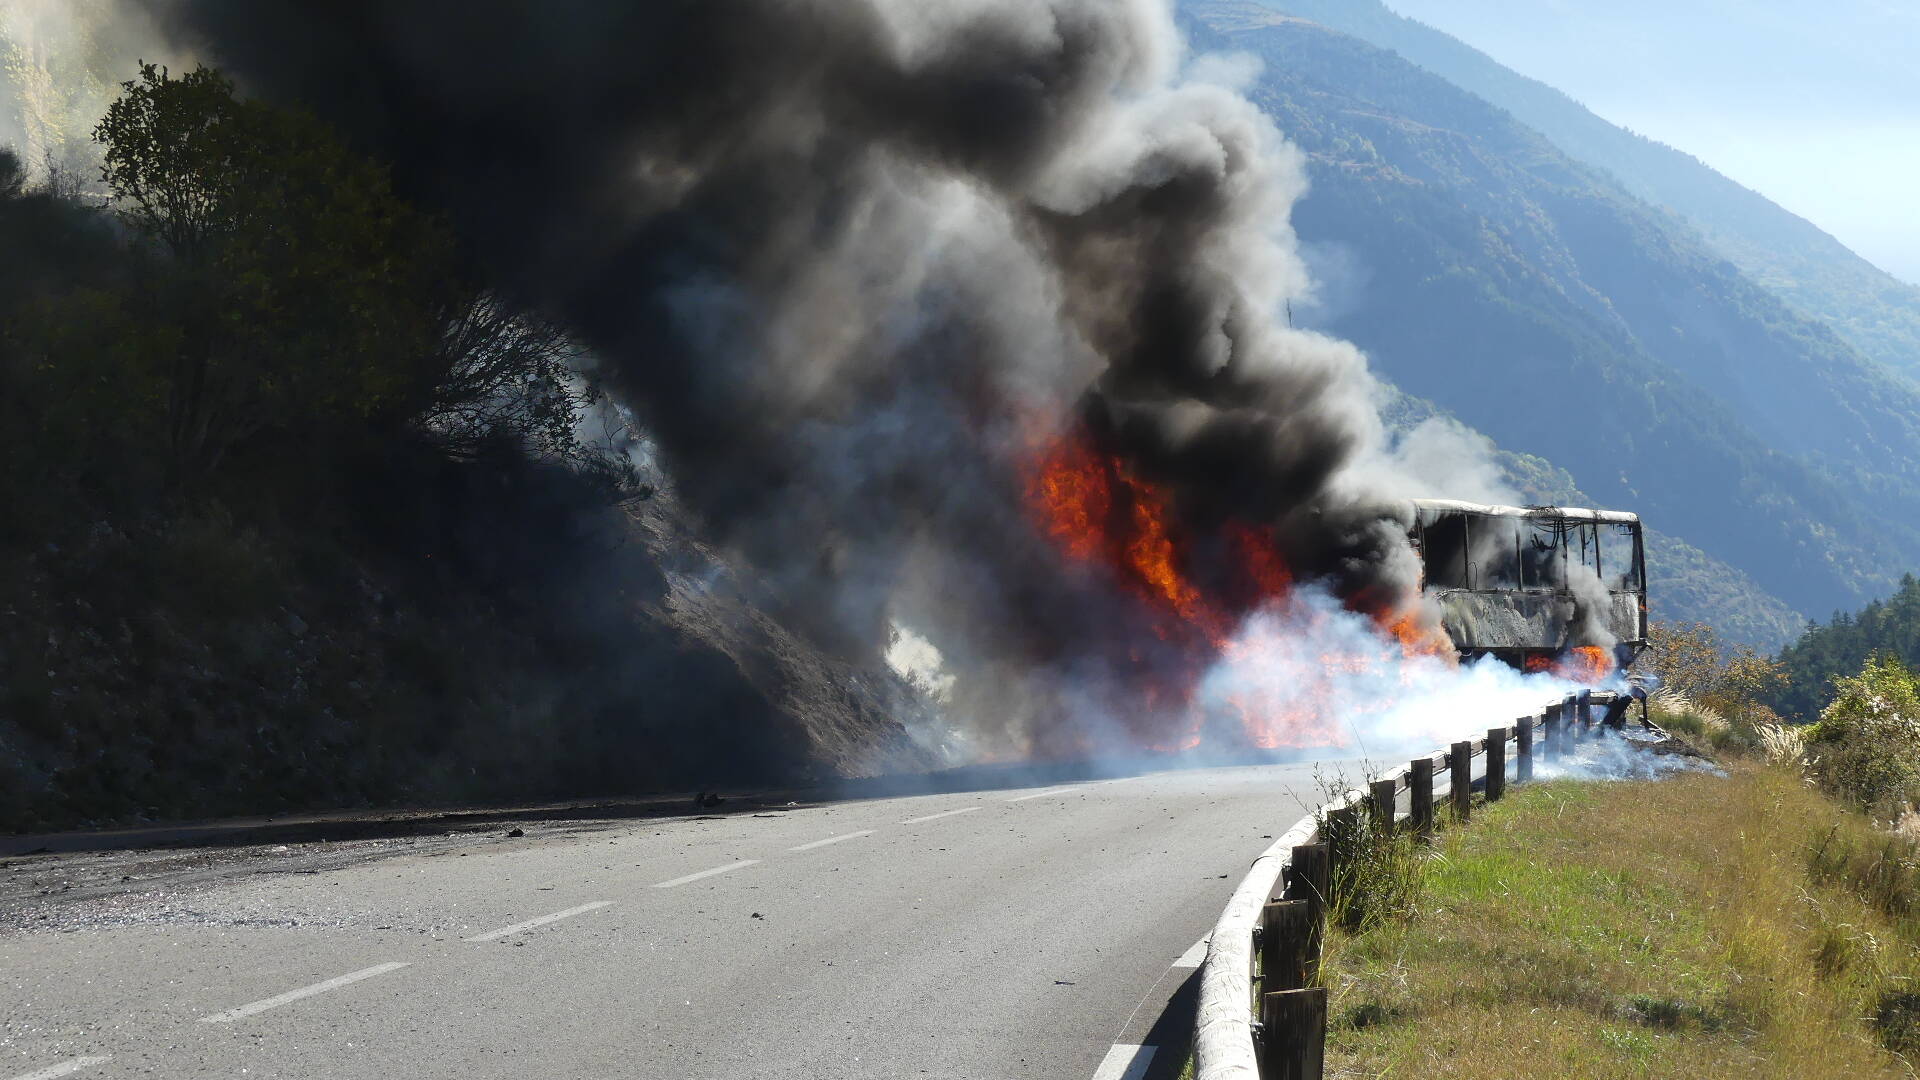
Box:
1381 0 1920 285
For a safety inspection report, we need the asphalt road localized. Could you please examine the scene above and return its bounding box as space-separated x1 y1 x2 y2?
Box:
1 761 1344 1080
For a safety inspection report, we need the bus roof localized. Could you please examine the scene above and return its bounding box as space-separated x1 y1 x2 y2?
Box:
1409 498 1640 525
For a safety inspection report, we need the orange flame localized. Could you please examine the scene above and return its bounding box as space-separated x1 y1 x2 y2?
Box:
1019 424 1456 753
1382 609 1454 662
1522 647 1615 684
1554 645 1615 684
1024 435 1112 563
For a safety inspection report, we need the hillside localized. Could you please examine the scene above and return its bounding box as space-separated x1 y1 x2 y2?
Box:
1181 3 1920 631
0 130 933 833
1245 0 1920 385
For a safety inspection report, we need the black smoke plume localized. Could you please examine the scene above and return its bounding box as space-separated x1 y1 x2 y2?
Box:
148 0 1417 756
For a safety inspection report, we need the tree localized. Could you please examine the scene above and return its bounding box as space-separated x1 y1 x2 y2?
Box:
1647 619 1785 723
417 291 638 494
1775 575 1920 721
91 64 638 495
94 63 451 482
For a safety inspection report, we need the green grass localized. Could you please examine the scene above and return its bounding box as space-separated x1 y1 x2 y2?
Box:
1318 766 1920 1078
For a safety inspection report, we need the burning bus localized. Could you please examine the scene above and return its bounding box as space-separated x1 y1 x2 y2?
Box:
1407 500 1647 677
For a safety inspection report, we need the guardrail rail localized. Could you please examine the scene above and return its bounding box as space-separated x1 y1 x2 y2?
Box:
1194 689 1633 1080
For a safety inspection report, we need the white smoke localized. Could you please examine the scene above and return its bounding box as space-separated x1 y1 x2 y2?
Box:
0 0 187 183
1565 557 1619 649
1349 415 1520 508
1196 586 1618 758
1535 727 1720 782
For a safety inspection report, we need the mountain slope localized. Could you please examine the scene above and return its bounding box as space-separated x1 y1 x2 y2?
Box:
1180 4 1920 625
1247 0 1920 383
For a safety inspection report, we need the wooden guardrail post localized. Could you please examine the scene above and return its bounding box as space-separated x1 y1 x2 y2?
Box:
1542 701 1561 761
1260 898 1314 992
1485 727 1507 801
1515 716 1534 783
1286 843 1329 987
1259 988 1327 1080
1578 689 1594 738
1449 740 1472 822
1288 843 1330 913
1566 693 1584 745
1369 778 1397 830
1325 805 1359 875
1409 757 1435 839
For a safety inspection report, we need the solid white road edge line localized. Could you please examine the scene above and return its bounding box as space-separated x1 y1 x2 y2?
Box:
8 1057 113 1080
787 830 875 852
1007 786 1077 802
1091 1043 1157 1080
651 859 761 888
199 963 410 1024
464 901 614 943
898 806 982 825
1173 935 1210 969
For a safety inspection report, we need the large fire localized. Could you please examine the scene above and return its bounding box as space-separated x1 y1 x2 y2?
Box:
1021 425 1455 751
1524 646 1616 685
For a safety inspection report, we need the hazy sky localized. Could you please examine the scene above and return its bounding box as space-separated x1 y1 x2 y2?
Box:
1382 0 1920 285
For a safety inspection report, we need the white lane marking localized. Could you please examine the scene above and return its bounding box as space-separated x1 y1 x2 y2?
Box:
1091 1043 1156 1080
899 806 981 825
9 1057 113 1080
1007 786 1077 802
788 830 875 852
652 859 760 888
1172 935 1210 969
464 900 613 942
199 963 409 1023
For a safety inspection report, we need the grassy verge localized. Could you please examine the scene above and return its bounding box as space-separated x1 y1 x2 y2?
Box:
1321 764 1920 1078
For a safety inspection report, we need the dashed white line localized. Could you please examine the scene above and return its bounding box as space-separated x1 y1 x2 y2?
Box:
464 901 614 942
899 806 981 825
1007 786 1077 802
199 963 409 1023
9 1057 112 1080
652 859 760 888
788 830 875 852
1172 935 1210 969
1091 1043 1157 1080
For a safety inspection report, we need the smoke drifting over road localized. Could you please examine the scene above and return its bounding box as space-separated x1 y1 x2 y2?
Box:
141 0 1480 758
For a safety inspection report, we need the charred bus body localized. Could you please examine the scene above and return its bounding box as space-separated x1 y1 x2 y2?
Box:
1407 500 1647 672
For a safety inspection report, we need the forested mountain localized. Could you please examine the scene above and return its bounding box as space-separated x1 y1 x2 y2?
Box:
1240 0 1920 385
1776 576 1920 722
1182 3 1920 646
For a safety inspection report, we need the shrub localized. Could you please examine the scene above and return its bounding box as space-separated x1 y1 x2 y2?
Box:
1321 796 1427 933
1804 655 1920 814
1875 991 1920 1055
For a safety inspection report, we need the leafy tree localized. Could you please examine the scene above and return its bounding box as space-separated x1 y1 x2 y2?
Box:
90 64 636 493
1647 619 1785 724
94 63 451 481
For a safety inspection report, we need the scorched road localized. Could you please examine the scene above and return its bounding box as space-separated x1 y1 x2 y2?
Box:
2 761 1339 1080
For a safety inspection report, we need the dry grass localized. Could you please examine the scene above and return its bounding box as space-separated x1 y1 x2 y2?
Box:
1320 765 1920 1079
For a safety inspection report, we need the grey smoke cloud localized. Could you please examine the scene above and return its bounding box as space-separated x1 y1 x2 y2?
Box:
134 0 1445 755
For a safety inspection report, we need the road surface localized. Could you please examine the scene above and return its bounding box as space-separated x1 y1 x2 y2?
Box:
2 761 1342 1080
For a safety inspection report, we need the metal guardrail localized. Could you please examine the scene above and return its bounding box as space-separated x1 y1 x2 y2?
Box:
1193 690 1626 1079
